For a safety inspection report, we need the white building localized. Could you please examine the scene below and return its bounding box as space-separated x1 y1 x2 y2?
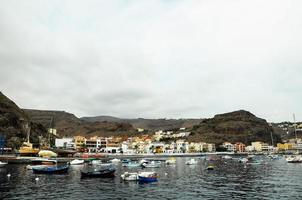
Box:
222 142 235 152
55 138 75 149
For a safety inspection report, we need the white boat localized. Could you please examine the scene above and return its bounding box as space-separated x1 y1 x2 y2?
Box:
222 155 232 159
26 165 46 170
26 158 57 170
0 161 8 168
91 160 102 165
139 159 148 164
142 161 161 168
185 158 198 165
70 159 85 165
110 158 121 164
286 155 302 163
238 158 249 163
121 172 138 181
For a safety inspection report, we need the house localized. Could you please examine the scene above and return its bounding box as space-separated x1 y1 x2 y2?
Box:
222 142 235 152
251 141 269 152
74 135 86 150
234 142 246 152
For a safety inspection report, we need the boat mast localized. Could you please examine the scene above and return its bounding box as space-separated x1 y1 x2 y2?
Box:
293 113 297 141
270 131 274 147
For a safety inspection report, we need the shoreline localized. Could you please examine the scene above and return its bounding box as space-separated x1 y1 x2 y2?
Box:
0 152 288 164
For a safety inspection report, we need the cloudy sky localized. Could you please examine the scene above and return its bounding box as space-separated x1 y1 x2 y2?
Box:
1 0 302 122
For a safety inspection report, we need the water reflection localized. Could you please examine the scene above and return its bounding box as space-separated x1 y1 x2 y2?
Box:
1 156 302 199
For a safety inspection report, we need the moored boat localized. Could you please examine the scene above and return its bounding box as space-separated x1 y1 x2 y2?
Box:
0 161 8 168
141 161 161 168
138 172 158 183
69 159 85 165
81 167 115 178
286 155 302 163
32 165 69 174
185 158 198 165
122 162 141 168
121 172 138 181
26 158 57 170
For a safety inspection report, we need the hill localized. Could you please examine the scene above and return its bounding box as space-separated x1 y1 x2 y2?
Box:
187 110 281 145
0 92 47 148
23 110 139 138
81 116 203 130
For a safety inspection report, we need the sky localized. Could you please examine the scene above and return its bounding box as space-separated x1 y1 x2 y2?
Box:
0 0 302 122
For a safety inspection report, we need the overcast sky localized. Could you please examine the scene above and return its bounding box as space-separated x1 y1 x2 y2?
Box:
1 0 302 122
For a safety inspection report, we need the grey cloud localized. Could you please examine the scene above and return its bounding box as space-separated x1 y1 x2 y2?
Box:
1 0 302 122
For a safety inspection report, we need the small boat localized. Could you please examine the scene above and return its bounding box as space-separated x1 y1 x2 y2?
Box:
0 161 8 168
141 161 161 168
238 158 249 163
165 158 176 165
122 162 141 168
206 165 214 170
26 158 57 170
122 159 132 164
121 172 138 181
32 165 69 174
81 167 115 178
286 155 302 163
110 158 121 164
185 158 198 165
90 160 102 165
222 155 232 160
139 159 148 164
138 172 158 183
69 159 85 165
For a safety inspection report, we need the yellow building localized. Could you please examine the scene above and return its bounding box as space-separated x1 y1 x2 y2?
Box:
277 143 293 151
74 136 86 149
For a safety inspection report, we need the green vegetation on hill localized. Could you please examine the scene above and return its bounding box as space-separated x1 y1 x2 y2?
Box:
188 110 281 145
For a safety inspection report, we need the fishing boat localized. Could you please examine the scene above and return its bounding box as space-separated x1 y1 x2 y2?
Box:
0 161 8 168
18 124 39 156
121 172 138 181
138 172 158 183
141 161 161 168
26 158 57 170
185 158 198 165
81 167 115 178
69 159 85 165
122 162 141 168
32 165 69 174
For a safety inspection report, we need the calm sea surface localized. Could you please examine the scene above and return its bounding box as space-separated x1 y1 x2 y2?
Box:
1 156 302 200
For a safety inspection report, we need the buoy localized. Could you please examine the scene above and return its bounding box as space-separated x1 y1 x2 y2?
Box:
165 172 168 176
35 177 39 182
244 165 247 168
7 173 11 178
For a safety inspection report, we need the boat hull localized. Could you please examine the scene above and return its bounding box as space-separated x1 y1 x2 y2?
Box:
32 165 69 174
81 168 115 178
138 176 158 183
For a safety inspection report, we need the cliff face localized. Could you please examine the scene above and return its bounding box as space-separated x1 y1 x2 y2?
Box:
0 92 47 148
188 110 281 145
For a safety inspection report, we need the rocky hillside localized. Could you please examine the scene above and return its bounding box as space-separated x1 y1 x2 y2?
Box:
24 110 139 138
188 110 281 145
81 116 203 130
0 92 47 148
